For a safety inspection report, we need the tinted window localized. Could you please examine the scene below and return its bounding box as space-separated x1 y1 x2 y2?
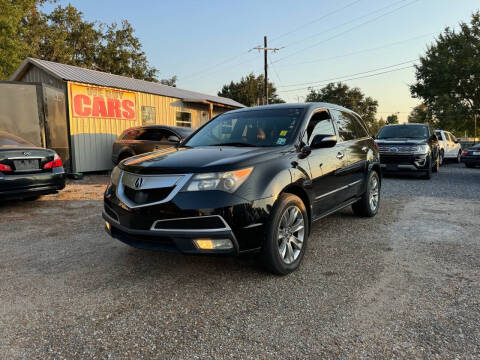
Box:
435 131 443 141
138 129 175 141
351 114 369 138
332 110 356 141
121 129 144 140
185 108 304 147
0 131 34 147
377 125 429 139
305 111 335 145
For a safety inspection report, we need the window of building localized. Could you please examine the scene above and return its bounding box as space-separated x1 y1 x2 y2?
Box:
142 106 156 125
176 111 192 128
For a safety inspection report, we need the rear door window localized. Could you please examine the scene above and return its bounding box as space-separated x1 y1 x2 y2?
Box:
138 129 175 141
332 110 356 141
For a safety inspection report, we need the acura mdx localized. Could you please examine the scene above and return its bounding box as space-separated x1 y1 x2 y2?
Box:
103 103 381 274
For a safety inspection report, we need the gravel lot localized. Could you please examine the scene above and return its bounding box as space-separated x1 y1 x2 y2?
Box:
1 163 479 359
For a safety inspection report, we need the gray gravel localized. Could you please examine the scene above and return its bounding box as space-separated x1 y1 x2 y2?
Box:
1 164 479 359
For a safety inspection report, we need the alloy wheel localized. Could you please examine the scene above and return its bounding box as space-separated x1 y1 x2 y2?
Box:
369 175 379 211
277 206 305 264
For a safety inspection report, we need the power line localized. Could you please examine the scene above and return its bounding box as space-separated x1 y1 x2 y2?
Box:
272 0 421 64
271 0 363 42
275 32 434 68
279 59 418 88
279 65 415 93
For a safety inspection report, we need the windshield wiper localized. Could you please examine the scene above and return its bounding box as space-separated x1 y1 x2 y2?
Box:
210 142 257 147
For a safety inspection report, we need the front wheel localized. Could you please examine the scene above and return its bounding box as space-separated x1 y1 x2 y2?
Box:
352 171 380 217
262 193 309 275
456 150 461 163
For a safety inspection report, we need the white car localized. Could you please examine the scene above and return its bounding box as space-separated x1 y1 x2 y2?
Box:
435 130 462 165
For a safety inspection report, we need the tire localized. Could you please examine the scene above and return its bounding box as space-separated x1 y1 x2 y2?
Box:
432 151 439 173
423 157 432 179
456 150 461 163
352 170 380 217
261 193 309 275
439 150 444 166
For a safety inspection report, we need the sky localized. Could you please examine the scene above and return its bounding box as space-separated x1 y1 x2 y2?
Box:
43 0 480 123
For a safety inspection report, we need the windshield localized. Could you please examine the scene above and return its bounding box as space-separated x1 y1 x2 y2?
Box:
185 108 304 147
377 125 429 139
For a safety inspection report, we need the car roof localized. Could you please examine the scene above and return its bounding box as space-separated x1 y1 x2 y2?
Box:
223 102 362 117
384 123 428 126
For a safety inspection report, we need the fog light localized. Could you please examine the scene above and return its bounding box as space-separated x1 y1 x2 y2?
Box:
194 238 233 250
105 221 111 231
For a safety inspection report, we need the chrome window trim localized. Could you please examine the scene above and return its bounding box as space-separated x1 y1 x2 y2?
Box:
116 171 193 209
150 215 231 232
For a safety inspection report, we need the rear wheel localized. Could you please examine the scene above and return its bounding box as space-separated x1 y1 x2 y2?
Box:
456 150 461 163
262 193 309 275
352 170 380 217
439 150 444 166
432 152 439 173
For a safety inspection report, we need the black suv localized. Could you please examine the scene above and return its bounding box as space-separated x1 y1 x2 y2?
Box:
376 123 440 179
111 125 194 164
103 103 381 274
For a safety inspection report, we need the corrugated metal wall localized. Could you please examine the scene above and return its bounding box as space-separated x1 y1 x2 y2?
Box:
20 66 65 90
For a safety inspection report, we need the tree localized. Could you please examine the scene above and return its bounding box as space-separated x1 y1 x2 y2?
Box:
217 73 284 106
1 3 162 82
385 114 399 124
408 104 437 127
159 76 177 87
0 0 37 79
305 82 378 132
410 11 480 137
369 117 387 136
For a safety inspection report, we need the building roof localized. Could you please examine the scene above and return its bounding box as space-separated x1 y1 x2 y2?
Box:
10 58 245 108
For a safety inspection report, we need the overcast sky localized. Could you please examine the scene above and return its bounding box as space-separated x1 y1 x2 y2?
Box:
44 0 480 122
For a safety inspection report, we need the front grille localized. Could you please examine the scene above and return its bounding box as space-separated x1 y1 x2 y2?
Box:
380 154 415 164
152 216 228 230
123 186 174 205
378 144 417 154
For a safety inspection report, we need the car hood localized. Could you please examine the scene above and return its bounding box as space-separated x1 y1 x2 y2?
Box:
120 146 287 174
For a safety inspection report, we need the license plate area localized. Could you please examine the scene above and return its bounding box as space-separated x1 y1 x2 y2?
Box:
13 159 39 171
473 151 480 156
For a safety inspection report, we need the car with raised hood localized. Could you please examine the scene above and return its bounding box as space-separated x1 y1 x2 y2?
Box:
375 123 440 179
103 103 381 274
461 142 480 168
0 131 65 200
111 125 194 165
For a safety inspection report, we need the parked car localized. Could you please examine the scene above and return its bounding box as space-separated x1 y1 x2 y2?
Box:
0 131 65 200
103 103 381 274
375 123 440 179
111 125 194 164
434 130 462 164
461 143 480 168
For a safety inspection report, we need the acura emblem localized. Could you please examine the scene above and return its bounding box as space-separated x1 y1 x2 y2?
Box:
134 177 144 189
23 151 31 156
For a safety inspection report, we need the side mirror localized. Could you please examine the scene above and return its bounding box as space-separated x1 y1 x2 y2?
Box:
168 135 180 143
311 134 337 149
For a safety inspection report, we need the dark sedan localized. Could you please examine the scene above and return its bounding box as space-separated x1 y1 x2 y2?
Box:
111 125 194 165
0 132 65 200
461 143 480 168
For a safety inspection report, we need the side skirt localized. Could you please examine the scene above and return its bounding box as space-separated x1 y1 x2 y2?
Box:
312 197 362 223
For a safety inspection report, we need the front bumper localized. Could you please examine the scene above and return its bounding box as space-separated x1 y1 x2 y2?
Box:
0 169 65 200
103 185 274 255
379 153 429 172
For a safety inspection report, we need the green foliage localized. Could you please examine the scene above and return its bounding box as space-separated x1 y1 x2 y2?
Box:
217 73 284 106
305 82 379 132
0 0 36 79
410 11 480 136
408 103 437 127
369 117 387 136
1 2 164 82
385 114 399 124
159 75 177 87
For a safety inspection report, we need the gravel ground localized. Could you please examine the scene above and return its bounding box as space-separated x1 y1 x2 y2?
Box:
1 163 479 359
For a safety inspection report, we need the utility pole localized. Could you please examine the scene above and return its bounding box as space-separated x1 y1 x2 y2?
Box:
251 36 283 105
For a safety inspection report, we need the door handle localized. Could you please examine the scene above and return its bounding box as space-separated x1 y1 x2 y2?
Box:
361 146 368 152
336 152 344 159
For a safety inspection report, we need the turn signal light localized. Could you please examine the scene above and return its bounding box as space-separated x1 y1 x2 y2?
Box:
194 238 233 250
43 154 63 169
0 164 12 172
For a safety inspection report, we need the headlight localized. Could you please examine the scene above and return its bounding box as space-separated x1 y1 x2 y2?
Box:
182 167 253 193
111 166 122 185
415 145 430 154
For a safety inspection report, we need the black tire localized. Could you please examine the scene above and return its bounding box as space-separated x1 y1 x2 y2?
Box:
352 170 380 217
261 193 309 275
432 152 439 173
456 151 461 163
423 156 432 179
439 150 444 166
